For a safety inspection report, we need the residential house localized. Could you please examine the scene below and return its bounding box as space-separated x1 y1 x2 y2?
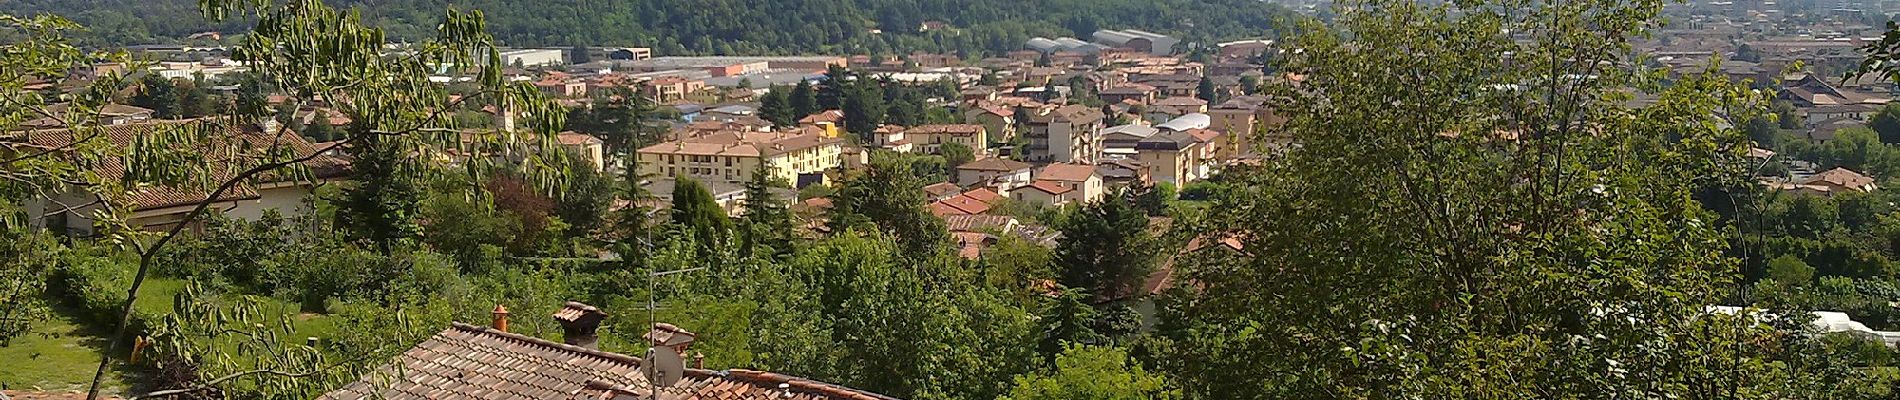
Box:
1209 95 1285 156
534 77 588 98
1795 167 1879 193
642 76 704 102
1031 162 1105 202
1133 74 1202 98
931 188 1004 217
1010 180 1082 207
1135 128 1220 185
643 177 794 215
798 110 846 138
318 301 896 400
556 132 606 171
956 157 1035 190
964 105 1016 142
637 129 843 186
21 103 154 128
1100 124 1161 158
961 86 1000 103
1779 73 1890 122
870 125 915 153
17 120 349 235
904 124 989 155
1024 104 1108 163
1096 158 1151 187
1145 97 1209 122
1099 84 1159 105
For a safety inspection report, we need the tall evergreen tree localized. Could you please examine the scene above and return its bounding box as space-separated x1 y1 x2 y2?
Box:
1195 76 1219 104
570 44 591 64
760 87 797 127
828 153 947 257
790 79 820 117
336 131 421 254
670 176 731 249
740 162 795 257
1053 191 1156 297
842 83 886 139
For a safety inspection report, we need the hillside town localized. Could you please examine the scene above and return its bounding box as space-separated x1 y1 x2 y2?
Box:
20 0 1900 398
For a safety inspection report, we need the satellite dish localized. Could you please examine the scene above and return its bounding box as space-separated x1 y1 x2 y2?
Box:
641 346 685 387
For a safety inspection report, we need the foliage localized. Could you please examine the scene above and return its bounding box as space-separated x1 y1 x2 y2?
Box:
10 0 1299 57
940 142 976 171
552 159 615 239
337 133 423 253
1148 0 1848 398
0 229 60 344
1054 192 1157 298
1002 343 1172 400
670 177 733 251
828 153 949 258
740 162 796 258
565 87 663 155
789 80 820 119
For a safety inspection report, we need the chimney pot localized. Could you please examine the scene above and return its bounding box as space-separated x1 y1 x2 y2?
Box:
553 301 608 349
491 304 510 332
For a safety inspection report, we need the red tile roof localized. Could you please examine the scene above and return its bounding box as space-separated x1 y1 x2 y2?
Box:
1036 163 1096 182
322 321 896 400
18 120 349 211
1022 180 1074 195
956 157 1033 172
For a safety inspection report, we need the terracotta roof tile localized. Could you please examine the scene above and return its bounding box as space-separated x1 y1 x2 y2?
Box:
956 157 1033 172
323 320 896 400
16 119 349 211
1036 163 1096 182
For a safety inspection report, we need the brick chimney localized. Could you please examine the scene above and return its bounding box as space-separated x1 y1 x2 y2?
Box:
553 301 608 349
643 322 697 355
491 304 510 332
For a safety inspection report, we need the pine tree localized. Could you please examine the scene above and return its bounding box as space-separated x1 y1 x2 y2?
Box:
570 44 591 64
337 132 421 254
1195 76 1219 104
671 176 732 249
790 79 820 117
1053 191 1156 298
760 87 797 127
842 82 886 139
740 162 795 257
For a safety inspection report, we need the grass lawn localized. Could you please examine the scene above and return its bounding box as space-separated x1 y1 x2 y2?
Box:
0 306 126 393
1 277 339 394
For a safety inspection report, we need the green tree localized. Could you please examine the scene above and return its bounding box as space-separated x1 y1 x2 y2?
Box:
940 142 975 171
1054 192 1157 297
337 133 422 253
759 86 797 127
1195 76 1219 104
740 162 795 257
570 44 591 64
176 78 216 118
828 153 948 257
1767 254 1816 286
843 81 886 139
1151 0 1847 398
671 176 732 249
790 79 820 117
1002 343 1172 400
130 74 180 118
1871 103 1900 144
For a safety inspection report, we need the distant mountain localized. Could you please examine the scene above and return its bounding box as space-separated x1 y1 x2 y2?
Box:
1 0 1298 56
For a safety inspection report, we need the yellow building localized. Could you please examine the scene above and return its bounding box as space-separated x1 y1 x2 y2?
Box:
903 124 989 156
637 129 844 186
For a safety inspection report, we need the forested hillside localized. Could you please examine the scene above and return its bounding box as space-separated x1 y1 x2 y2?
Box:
0 0 1298 55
